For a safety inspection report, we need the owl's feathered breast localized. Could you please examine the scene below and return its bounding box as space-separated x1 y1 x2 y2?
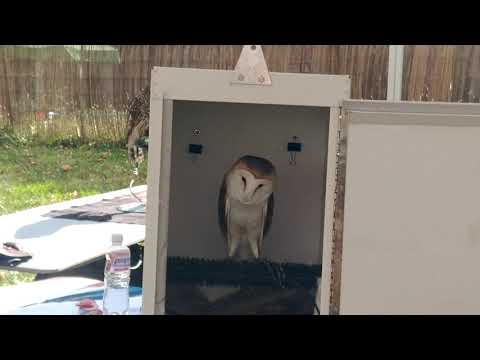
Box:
218 176 274 239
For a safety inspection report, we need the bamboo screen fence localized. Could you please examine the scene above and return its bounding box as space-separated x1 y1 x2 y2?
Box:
1 45 479 139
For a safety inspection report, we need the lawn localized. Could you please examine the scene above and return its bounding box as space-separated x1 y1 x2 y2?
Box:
0 130 147 286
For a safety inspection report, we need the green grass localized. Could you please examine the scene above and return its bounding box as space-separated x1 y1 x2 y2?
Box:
0 271 41 287
0 130 147 286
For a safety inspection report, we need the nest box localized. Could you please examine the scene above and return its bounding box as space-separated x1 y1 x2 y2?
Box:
142 48 480 315
142 52 350 314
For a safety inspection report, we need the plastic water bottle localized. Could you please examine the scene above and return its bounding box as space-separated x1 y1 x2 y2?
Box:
103 233 131 315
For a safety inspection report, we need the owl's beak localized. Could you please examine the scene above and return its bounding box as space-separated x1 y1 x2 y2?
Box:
242 184 257 204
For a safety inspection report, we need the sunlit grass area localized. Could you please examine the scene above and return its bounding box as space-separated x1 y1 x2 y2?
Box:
0 129 147 286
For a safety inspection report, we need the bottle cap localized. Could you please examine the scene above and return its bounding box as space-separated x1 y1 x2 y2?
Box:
111 233 123 246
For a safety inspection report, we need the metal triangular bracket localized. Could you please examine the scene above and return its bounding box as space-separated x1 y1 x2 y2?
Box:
232 45 272 86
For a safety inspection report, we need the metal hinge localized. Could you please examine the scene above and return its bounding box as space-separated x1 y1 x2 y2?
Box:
232 45 272 86
328 107 347 315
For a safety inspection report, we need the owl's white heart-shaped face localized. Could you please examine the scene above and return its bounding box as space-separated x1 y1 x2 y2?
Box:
226 168 274 205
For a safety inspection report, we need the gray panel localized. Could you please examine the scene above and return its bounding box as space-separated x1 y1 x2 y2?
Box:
167 101 330 265
340 105 480 314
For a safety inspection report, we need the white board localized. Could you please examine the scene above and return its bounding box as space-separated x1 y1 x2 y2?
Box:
340 100 480 314
0 186 146 274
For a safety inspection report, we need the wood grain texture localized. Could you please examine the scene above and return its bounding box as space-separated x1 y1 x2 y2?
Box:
0 45 388 124
5 45 480 126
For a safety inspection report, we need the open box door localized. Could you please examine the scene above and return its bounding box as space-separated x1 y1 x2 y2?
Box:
334 100 480 314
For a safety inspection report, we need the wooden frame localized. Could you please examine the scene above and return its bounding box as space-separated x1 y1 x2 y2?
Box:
142 67 351 315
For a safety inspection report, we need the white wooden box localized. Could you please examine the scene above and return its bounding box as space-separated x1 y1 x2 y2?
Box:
141 67 351 315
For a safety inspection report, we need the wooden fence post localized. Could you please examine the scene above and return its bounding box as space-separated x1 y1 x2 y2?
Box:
1 52 15 128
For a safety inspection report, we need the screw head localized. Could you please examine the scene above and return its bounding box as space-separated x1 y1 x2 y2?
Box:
251 45 256 50
258 75 265 83
192 129 200 136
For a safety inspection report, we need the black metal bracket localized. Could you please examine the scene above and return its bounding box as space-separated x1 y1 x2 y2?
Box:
188 144 203 155
287 142 302 152
287 136 302 165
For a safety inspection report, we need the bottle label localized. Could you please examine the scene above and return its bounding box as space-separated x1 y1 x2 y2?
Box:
106 251 130 272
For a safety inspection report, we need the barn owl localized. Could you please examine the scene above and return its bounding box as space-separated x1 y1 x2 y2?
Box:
218 155 276 260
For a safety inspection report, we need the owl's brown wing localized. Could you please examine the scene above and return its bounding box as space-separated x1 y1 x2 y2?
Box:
258 194 274 257
263 193 274 237
218 179 228 240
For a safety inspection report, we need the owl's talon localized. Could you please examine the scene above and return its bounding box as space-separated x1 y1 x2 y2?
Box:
250 244 259 259
228 242 238 258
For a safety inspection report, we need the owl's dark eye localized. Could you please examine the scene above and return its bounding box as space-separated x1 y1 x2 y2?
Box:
253 183 264 196
241 176 246 187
